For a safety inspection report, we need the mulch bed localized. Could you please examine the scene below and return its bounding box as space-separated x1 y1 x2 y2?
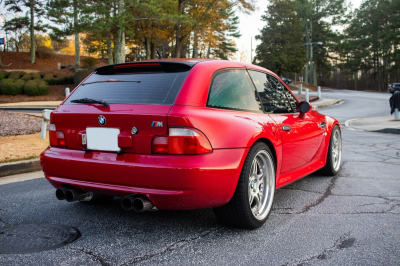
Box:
0 51 107 72
0 110 44 137
0 85 69 103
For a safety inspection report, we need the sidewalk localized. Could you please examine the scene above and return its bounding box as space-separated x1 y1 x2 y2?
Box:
345 116 400 134
0 101 62 107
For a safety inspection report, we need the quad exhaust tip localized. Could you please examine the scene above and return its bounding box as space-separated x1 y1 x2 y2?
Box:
56 188 92 202
121 195 154 212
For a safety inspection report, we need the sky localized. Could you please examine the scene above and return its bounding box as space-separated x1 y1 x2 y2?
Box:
235 0 364 63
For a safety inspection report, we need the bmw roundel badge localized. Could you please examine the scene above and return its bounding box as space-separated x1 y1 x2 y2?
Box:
98 115 106 126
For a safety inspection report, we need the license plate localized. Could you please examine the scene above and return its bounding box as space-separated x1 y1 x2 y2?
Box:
86 128 120 152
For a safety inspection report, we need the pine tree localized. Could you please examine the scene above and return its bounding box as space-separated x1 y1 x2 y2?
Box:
5 0 46 63
254 0 306 76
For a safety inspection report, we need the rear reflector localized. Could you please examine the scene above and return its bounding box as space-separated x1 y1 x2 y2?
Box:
152 128 212 155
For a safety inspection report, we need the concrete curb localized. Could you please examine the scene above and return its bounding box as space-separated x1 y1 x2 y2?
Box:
313 99 342 109
0 159 42 178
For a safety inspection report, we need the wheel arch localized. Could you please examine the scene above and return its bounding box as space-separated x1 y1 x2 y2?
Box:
252 137 277 172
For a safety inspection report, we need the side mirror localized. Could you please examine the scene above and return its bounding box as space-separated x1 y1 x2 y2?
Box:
297 101 312 113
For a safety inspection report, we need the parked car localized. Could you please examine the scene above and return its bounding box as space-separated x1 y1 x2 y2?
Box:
281 77 292 85
389 83 400 94
41 59 341 229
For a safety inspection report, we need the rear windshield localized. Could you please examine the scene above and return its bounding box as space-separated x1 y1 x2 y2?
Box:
64 68 190 105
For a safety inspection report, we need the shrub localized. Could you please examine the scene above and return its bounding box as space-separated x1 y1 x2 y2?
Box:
74 69 93 86
23 80 50 96
65 75 74 84
21 74 33 81
31 73 41 80
8 71 25 80
36 46 55 59
82 58 98 68
43 73 58 85
0 78 25 95
55 73 66 85
0 70 9 80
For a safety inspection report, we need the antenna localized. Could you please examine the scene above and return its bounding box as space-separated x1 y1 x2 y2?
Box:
156 49 162 59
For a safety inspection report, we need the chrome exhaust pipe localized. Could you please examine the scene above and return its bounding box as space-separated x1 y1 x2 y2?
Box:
132 196 154 212
65 189 89 202
121 194 138 211
55 188 68 200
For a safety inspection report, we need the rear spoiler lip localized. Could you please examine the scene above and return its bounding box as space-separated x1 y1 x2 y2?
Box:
95 61 200 73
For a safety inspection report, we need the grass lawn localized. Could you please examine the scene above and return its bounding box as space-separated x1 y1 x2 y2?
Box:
0 133 48 163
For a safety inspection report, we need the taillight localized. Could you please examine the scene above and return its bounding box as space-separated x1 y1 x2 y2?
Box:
152 128 212 155
49 123 67 147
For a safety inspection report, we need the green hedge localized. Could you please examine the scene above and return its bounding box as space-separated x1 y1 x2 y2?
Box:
0 78 25 95
65 75 74 84
0 71 9 80
23 80 50 96
21 73 42 81
43 73 58 85
8 71 25 80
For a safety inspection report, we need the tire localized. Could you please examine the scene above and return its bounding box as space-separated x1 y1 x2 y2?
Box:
213 142 275 229
318 125 342 176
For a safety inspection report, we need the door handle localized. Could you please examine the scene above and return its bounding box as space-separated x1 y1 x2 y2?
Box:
282 125 291 131
319 122 326 129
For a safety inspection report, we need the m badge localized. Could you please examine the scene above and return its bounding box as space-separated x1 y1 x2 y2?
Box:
151 121 163 127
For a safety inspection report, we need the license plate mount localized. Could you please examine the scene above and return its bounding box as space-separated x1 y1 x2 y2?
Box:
86 127 120 152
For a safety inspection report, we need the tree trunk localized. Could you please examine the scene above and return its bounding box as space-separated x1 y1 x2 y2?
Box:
150 40 156 59
174 0 183 58
145 38 150 60
115 0 125 64
192 32 198 58
73 0 80 67
206 46 210 58
30 0 35 64
106 31 113 65
313 61 317 86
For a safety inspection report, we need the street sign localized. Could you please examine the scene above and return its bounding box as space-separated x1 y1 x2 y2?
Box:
0 38 5 45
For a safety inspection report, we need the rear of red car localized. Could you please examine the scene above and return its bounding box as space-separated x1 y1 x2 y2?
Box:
40 61 246 210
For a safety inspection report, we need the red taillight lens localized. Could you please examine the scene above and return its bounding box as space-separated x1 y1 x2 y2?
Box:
152 128 212 155
49 123 66 147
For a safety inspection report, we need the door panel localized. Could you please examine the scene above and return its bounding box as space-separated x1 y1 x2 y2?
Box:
269 113 321 173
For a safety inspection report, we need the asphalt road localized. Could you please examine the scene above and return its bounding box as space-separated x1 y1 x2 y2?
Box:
1 90 399 266
311 89 391 123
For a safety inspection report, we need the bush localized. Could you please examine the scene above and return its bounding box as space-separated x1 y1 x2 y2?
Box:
74 69 93 86
65 75 74 84
43 73 58 85
54 73 66 85
8 71 25 80
36 46 55 59
31 73 41 80
0 71 9 80
0 78 25 95
23 80 50 96
82 58 98 68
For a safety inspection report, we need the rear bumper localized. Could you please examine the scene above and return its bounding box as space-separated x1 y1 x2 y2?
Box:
40 147 248 210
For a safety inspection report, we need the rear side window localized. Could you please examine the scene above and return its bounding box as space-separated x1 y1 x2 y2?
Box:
248 70 295 114
207 69 262 112
64 68 189 105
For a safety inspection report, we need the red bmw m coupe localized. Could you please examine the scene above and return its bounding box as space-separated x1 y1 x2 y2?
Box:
41 59 342 229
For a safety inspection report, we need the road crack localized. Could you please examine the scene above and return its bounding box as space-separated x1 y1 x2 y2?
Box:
117 227 221 266
297 175 339 214
0 209 12 229
70 247 111 266
280 233 356 266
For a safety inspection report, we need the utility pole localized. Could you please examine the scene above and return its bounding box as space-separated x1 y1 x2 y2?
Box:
309 20 313 87
251 37 252 63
